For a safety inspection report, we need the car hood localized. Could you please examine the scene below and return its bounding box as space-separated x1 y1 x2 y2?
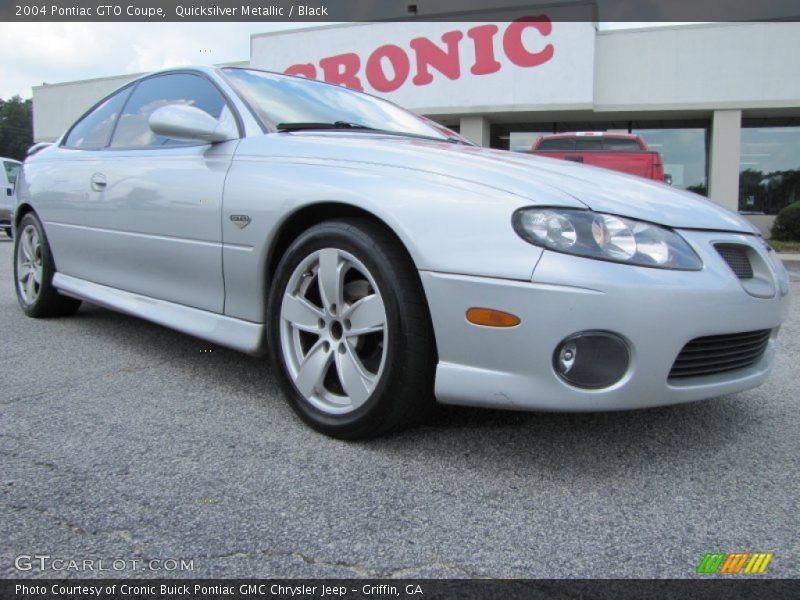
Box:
241 132 757 234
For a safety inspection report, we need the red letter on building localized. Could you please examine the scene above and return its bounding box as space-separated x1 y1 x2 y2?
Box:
467 24 501 76
366 45 410 92
410 30 464 86
284 63 317 79
319 53 364 90
503 16 554 68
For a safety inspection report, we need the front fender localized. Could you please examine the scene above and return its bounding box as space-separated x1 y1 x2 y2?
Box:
220 157 545 322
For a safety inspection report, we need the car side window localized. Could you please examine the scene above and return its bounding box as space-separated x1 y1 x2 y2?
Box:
63 87 132 150
4 162 20 186
110 73 230 149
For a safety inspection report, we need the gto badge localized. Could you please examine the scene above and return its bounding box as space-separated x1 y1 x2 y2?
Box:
230 214 251 229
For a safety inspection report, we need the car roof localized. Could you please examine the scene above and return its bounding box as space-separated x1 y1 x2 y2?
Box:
140 64 341 90
130 64 407 109
538 132 641 140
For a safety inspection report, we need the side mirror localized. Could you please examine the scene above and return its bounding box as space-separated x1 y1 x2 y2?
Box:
148 104 237 144
27 142 51 156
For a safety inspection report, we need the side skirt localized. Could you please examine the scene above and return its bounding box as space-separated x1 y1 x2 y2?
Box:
52 273 266 355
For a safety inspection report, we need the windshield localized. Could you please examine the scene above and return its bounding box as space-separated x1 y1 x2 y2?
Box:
222 67 456 142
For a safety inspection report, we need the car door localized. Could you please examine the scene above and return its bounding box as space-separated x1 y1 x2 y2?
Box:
29 85 133 278
46 73 238 313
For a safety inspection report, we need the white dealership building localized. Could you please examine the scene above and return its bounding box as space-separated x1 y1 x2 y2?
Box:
32 20 800 235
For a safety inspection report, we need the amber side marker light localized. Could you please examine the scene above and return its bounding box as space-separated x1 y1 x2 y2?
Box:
466 307 521 328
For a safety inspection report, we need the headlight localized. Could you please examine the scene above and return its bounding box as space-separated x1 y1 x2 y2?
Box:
513 208 702 270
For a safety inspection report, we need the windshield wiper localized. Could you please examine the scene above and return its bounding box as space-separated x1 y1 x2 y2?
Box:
276 121 380 132
275 121 465 144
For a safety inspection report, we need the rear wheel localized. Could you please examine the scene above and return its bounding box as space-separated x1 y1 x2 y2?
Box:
14 212 81 318
267 219 436 439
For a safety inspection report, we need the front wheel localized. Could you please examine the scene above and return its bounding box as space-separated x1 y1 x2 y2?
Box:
14 212 82 318
267 219 436 439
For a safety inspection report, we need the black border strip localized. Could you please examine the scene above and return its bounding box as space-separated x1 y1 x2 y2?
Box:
1 0 799 22
2 579 799 600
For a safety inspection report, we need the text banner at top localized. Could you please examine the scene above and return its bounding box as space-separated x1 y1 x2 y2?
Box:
2 0 800 22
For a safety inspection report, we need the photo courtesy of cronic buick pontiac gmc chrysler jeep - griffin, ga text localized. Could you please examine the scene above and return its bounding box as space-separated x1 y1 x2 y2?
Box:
12 66 790 438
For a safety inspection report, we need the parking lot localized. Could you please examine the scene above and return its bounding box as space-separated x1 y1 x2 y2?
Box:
1 236 798 579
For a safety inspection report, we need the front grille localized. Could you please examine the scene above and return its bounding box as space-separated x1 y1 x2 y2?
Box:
715 244 754 279
669 329 771 379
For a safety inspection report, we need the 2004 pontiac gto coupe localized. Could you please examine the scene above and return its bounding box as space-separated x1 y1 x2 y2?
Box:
13 66 790 438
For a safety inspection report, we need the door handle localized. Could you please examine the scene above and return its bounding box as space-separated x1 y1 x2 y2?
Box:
565 156 584 163
5 188 10 196
90 173 107 192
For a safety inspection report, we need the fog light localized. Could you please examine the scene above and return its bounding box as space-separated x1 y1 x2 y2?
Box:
553 331 629 389
557 342 577 373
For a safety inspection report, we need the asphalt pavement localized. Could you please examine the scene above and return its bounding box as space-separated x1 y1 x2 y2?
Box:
1 236 798 579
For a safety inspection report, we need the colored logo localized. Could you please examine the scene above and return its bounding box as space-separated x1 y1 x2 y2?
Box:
697 552 773 574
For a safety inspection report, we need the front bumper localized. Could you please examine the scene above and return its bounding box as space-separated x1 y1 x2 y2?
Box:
421 230 790 411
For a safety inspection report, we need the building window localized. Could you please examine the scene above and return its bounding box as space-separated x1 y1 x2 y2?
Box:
491 120 709 195
508 130 550 152
491 123 554 152
739 118 800 215
631 123 708 195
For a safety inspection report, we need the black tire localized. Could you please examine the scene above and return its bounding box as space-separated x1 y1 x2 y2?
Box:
3 227 11 239
266 218 436 439
13 212 82 318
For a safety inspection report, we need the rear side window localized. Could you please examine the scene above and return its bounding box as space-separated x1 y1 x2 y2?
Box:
4 162 20 186
602 137 643 151
63 88 131 150
536 138 574 151
110 73 229 149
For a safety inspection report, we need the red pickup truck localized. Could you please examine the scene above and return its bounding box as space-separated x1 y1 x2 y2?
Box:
530 132 667 183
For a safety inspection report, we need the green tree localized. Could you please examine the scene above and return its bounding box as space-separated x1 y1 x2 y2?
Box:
0 96 33 160
686 183 708 196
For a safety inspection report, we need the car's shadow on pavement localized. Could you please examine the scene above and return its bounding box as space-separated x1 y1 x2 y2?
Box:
68 301 760 478
407 400 753 476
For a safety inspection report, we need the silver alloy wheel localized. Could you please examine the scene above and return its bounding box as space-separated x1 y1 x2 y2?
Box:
16 224 44 305
279 247 388 415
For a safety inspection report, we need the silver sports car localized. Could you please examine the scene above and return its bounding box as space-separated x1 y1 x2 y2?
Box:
13 66 790 438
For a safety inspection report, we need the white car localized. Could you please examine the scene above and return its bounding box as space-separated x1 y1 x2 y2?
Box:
1 157 21 237
13 66 791 438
